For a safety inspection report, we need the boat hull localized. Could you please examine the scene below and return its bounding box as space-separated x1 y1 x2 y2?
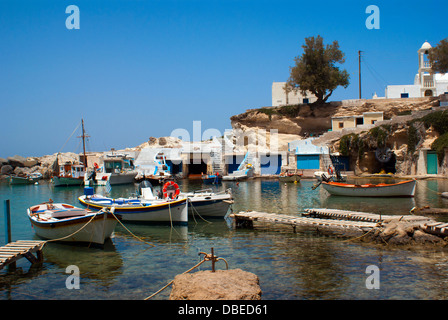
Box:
53 176 84 187
202 175 223 185
278 175 301 183
9 176 42 185
186 194 233 217
27 209 117 245
86 172 137 186
78 195 188 224
321 180 416 197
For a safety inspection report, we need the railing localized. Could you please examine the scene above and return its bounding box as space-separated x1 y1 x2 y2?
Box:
423 80 434 88
423 61 432 68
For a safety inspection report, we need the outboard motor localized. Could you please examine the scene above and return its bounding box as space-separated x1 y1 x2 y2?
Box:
137 180 154 199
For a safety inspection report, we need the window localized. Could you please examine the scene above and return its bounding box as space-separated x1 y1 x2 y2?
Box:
401 93 409 98
371 120 376 124
338 122 344 128
356 117 364 126
303 98 309 104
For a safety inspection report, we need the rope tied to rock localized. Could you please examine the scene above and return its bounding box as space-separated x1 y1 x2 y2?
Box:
144 247 229 300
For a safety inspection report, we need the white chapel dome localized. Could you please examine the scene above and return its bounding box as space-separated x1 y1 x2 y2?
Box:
420 41 432 50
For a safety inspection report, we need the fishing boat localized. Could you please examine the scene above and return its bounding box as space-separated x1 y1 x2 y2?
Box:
278 169 302 183
321 179 417 197
27 202 117 245
182 188 233 218
52 119 89 187
222 164 254 181
52 163 86 186
202 173 223 185
134 150 174 186
85 154 138 186
8 172 42 185
78 181 188 224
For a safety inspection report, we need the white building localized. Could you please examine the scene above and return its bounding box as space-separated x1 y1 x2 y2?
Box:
385 41 448 98
272 82 318 106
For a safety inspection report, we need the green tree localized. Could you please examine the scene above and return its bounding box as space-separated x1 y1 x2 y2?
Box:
287 35 350 104
429 38 448 74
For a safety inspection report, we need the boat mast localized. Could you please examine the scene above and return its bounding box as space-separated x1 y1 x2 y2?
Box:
79 119 89 169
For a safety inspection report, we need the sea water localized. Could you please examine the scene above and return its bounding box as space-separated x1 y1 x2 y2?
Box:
1 178 448 300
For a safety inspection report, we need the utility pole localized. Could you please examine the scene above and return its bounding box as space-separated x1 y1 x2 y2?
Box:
358 50 362 99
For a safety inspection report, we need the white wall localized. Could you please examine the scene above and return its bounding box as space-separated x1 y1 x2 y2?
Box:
385 85 421 98
272 82 317 106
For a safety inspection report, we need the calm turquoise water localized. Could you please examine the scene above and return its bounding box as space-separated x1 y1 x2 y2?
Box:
1 178 448 300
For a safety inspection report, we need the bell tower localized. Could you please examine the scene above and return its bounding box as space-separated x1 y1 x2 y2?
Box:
417 41 435 97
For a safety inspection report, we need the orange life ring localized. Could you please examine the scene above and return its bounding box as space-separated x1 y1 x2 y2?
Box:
162 181 180 199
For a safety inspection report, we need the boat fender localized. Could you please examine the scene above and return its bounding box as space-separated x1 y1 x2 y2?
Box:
162 181 180 199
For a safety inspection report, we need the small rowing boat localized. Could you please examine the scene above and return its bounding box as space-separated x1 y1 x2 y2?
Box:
321 179 416 197
27 202 117 245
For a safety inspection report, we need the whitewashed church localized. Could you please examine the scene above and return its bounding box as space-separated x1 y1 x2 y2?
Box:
385 41 448 98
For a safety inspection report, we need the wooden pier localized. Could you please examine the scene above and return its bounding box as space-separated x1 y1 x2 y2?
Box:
0 240 46 270
303 208 432 224
230 208 442 239
230 211 379 236
420 222 448 237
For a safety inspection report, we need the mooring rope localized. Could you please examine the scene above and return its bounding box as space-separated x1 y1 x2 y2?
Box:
143 251 229 300
40 209 102 247
39 207 156 248
109 208 156 247
188 198 212 224
143 259 207 300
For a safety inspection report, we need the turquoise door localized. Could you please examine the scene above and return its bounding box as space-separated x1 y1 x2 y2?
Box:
427 151 438 174
296 155 320 169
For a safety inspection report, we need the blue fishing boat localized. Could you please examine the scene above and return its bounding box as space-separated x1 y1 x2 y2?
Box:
78 181 188 224
202 173 222 184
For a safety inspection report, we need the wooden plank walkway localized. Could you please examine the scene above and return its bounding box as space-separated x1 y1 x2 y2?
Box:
231 211 378 234
0 240 46 270
420 222 448 237
303 208 431 224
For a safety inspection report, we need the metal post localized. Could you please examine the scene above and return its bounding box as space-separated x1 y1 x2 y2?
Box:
4 200 11 244
211 247 215 272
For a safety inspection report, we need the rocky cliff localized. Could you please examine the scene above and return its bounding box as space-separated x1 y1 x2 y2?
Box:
230 96 446 175
230 97 439 137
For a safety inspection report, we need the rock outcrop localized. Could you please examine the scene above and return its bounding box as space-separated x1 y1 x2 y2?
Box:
169 269 262 300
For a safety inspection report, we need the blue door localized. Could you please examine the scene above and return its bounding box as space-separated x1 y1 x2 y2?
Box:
296 155 320 169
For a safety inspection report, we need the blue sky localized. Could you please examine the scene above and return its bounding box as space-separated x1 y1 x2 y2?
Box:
0 0 447 158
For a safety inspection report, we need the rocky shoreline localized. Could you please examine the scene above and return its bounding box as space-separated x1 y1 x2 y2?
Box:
0 153 80 180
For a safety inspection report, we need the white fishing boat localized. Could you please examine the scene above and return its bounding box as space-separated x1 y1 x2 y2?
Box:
85 154 137 186
321 179 416 197
223 165 254 181
182 188 233 218
27 202 117 245
78 181 188 224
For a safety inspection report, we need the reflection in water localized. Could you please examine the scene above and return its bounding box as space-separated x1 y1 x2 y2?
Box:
1 178 448 299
